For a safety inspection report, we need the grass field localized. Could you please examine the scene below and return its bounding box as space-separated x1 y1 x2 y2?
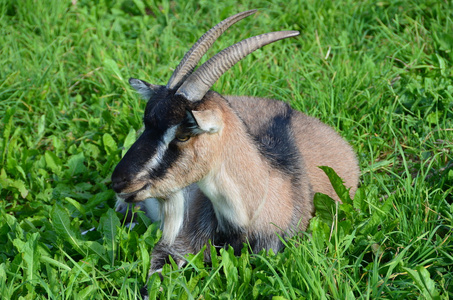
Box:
1 0 452 299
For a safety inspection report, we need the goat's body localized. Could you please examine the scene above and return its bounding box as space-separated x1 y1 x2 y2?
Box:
146 92 359 271
110 10 360 284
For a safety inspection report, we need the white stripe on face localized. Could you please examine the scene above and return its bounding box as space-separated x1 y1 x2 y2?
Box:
143 125 177 173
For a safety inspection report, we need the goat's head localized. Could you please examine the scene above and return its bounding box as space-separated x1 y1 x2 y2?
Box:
111 10 299 202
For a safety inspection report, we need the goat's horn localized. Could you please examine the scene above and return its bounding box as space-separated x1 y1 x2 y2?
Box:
175 31 300 102
166 10 257 90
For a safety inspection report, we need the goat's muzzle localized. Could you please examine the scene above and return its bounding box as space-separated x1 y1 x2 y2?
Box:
111 177 128 194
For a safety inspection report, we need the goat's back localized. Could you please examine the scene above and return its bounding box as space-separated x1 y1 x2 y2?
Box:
225 95 360 201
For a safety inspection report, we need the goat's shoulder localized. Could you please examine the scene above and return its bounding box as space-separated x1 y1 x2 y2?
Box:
224 95 292 129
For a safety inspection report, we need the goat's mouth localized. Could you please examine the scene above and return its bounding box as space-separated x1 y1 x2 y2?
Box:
116 184 150 202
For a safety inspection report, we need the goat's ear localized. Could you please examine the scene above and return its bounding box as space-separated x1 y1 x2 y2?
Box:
129 78 161 99
190 110 223 134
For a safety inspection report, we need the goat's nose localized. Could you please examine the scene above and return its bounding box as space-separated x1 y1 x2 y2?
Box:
111 177 128 193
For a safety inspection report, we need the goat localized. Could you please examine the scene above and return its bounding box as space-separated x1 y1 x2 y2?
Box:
111 9 359 277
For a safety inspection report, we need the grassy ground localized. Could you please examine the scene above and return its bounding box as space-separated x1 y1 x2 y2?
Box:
1 0 452 299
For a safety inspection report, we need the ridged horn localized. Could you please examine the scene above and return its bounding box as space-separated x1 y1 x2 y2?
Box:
175 31 300 102
166 10 257 90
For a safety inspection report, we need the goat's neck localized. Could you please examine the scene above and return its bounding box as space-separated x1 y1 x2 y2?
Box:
197 120 270 231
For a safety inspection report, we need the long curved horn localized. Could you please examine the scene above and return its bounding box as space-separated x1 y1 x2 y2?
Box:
175 31 300 102
166 10 257 90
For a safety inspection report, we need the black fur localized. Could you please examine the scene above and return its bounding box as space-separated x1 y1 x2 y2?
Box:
111 130 160 193
252 105 302 177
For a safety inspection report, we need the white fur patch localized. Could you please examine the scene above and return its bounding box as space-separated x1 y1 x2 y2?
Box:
198 171 249 230
148 125 177 170
160 190 185 245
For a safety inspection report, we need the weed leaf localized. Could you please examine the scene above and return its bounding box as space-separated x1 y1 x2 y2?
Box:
66 152 86 176
44 151 62 175
51 204 86 256
12 232 40 284
85 241 108 264
99 208 120 265
313 192 336 226
122 128 136 157
103 133 117 155
104 58 124 82
318 166 352 204
404 266 441 300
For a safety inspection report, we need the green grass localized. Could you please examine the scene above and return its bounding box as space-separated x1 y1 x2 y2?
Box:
1 0 452 299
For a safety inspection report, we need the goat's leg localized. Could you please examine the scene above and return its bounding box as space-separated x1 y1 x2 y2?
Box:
140 235 195 299
149 236 194 274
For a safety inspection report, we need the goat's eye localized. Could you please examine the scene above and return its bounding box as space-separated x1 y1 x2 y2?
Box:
175 135 190 142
